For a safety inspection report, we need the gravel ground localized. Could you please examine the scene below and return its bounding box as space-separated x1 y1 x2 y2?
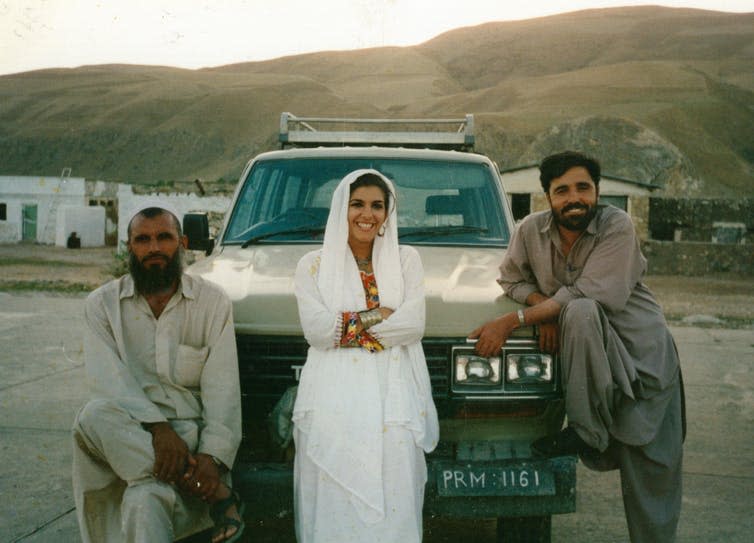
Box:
0 243 752 327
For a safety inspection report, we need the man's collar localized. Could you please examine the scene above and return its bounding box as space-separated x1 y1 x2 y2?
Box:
541 212 554 233
180 274 196 300
585 211 599 235
119 275 135 300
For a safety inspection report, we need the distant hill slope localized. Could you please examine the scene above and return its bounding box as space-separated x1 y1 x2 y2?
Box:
0 6 752 196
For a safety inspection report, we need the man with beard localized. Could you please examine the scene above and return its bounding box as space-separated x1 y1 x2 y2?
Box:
72 204 245 543
470 152 684 542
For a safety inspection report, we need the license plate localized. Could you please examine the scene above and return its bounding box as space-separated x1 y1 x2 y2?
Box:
436 465 556 497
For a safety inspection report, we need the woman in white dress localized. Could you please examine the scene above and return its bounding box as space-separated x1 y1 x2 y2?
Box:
292 169 439 542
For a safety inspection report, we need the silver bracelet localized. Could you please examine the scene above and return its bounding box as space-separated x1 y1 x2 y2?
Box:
517 308 526 326
359 308 383 329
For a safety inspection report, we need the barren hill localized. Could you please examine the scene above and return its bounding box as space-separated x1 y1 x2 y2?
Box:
1 6 752 196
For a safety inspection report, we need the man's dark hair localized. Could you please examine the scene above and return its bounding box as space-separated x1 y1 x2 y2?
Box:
539 151 601 193
350 173 395 214
127 207 182 238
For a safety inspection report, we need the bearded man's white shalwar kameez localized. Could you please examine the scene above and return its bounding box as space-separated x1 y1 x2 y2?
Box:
292 169 439 543
72 273 241 543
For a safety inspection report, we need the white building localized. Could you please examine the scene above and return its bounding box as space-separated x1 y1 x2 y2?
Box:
116 185 231 250
1 173 232 248
499 165 659 240
0 173 105 246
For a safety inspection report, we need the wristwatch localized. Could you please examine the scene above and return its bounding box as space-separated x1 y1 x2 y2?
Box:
209 455 224 468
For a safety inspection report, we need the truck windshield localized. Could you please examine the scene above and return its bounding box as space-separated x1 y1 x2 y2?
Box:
224 157 510 246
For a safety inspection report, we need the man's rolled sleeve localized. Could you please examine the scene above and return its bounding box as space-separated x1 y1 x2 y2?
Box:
551 285 579 308
499 278 539 305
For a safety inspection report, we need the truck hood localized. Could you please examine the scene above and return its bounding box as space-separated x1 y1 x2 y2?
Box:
187 244 521 337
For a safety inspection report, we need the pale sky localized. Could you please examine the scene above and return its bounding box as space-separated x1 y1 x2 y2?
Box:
1 0 752 76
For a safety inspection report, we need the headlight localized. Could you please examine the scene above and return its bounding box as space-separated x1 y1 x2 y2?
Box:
506 353 553 383
455 353 501 386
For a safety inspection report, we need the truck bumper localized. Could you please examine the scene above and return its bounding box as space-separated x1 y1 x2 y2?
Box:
233 454 576 520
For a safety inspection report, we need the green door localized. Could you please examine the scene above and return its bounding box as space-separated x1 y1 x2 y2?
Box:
22 204 38 241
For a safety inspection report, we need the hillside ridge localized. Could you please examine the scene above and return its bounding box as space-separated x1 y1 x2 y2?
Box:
1 6 752 196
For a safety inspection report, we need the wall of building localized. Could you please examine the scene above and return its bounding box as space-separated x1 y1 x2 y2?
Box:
643 240 754 276
0 176 87 243
55 206 106 247
642 198 752 275
117 185 231 249
649 198 754 243
86 180 119 245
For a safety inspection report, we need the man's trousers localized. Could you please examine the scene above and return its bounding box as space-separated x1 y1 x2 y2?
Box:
71 399 211 543
560 299 684 543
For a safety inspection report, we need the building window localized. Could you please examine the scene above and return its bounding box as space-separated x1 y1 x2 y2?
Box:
0 203 6 220
510 194 531 221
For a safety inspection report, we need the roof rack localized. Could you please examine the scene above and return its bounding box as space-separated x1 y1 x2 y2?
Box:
279 112 474 151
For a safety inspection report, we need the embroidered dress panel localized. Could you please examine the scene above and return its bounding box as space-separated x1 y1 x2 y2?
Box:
341 271 383 352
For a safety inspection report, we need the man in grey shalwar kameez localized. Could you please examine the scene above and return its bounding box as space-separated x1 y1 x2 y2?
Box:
470 151 684 542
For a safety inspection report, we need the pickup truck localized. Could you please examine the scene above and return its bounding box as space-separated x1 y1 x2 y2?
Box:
185 113 575 542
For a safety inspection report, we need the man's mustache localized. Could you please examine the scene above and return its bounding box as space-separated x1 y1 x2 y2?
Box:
562 203 588 213
141 252 169 264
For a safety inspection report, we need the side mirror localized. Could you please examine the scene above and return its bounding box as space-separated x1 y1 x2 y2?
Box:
183 212 215 255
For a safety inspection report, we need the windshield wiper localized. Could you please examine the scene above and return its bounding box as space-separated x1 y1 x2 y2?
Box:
398 225 488 240
241 226 326 248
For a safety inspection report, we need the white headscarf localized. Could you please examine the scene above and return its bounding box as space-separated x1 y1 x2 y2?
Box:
317 169 402 314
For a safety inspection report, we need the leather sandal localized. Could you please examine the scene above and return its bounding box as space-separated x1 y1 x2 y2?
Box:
210 489 246 543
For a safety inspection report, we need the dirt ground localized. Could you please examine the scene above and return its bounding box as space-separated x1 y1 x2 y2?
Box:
0 244 117 288
1 243 752 327
1 244 752 542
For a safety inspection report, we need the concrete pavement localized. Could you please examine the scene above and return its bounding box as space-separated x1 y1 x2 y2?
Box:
1 291 752 542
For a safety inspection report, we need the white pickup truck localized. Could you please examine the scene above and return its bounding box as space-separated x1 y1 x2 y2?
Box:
185 113 575 542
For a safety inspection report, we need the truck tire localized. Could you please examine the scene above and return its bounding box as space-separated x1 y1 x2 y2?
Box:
496 515 551 543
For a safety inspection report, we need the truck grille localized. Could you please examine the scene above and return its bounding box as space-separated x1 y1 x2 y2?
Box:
234 335 556 461
235 334 454 459
235 334 453 415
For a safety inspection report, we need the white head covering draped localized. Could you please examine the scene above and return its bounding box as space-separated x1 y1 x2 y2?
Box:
317 168 402 314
